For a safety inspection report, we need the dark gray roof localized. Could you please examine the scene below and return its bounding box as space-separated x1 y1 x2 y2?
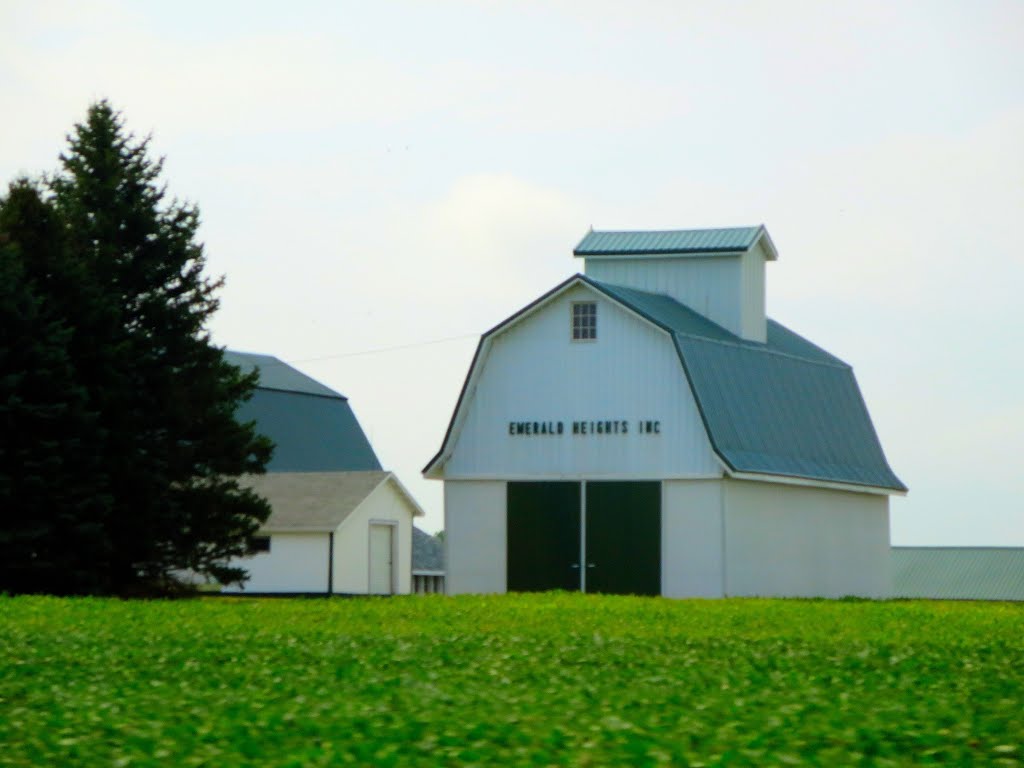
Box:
412 527 445 573
574 226 766 256
591 279 905 491
893 547 1024 601
226 350 381 472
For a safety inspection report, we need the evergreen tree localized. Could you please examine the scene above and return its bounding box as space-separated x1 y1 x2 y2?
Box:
0 101 272 593
0 180 110 593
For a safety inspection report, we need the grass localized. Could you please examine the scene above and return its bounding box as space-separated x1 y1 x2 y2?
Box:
1 594 1022 766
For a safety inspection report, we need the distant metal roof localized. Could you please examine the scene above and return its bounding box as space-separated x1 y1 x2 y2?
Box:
574 226 770 257
412 527 445 573
225 350 381 472
225 351 345 399
892 547 1024 601
237 390 381 472
592 279 904 491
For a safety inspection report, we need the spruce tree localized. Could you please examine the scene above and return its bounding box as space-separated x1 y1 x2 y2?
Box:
0 180 110 594
42 101 273 591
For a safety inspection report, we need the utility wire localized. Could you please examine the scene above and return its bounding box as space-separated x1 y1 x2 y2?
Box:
287 333 479 364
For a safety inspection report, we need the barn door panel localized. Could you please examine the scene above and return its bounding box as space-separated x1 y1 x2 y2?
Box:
584 481 661 596
507 482 581 592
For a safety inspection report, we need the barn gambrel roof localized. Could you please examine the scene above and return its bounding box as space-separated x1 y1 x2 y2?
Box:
226 351 382 473
424 275 905 493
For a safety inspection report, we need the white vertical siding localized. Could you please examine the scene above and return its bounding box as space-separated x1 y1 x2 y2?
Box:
442 284 720 479
662 480 725 598
739 242 767 342
584 256 744 337
333 479 414 595
225 533 330 593
445 480 507 594
723 480 891 598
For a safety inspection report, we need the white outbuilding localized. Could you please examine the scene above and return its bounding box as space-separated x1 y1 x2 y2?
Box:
221 352 424 595
228 471 423 595
424 226 906 598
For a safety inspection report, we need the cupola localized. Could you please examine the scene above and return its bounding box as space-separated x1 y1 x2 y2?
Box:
573 225 777 342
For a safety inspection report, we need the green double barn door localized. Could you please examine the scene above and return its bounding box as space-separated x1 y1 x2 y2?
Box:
506 481 660 596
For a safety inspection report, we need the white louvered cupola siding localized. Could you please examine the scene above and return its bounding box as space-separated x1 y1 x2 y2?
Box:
583 239 769 342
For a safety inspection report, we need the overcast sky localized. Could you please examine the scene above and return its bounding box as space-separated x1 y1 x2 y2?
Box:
3 1 1022 543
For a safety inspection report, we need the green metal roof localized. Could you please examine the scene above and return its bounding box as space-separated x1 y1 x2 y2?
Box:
574 226 765 256
590 279 905 492
225 351 344 399
893 548 1024 601
226 350 382 473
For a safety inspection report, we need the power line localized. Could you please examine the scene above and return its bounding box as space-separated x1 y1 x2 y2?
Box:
287 333 479 364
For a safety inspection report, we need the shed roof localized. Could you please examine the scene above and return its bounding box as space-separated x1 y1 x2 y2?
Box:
574 226 775 258
412 527 445 573
242 471 406 532
892 547 1024 601
225 350 344 399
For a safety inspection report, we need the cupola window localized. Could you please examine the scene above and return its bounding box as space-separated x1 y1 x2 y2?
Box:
572 302 597 341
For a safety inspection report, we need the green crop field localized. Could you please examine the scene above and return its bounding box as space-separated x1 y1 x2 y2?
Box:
1 595 1022 767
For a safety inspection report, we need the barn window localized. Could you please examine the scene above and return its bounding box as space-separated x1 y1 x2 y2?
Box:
248 536 271 554
571 302 597 341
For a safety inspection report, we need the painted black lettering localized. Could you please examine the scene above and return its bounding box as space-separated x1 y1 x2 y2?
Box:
557 422 564 434
653 421 661 434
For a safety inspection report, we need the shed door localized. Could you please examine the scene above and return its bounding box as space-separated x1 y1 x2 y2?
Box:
585 482 661 596
507 482 581 592
369 524 394 594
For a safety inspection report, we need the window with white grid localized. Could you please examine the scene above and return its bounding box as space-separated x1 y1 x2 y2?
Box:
571 302 597 341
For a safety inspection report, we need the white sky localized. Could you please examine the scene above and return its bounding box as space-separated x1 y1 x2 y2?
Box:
3 1 1022 543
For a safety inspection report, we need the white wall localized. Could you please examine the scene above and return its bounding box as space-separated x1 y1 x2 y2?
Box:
662 480 725 598
445 480 506 595
585 255 744 337
739 241 768 342
226 533 330 593
723 480 891 598
441 283 720 480
333 479 415 595
583 245 770 342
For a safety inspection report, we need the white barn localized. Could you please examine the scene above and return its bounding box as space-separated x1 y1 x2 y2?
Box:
424 226 906 598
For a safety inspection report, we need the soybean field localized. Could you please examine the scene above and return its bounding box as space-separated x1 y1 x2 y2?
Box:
1 594 1021 766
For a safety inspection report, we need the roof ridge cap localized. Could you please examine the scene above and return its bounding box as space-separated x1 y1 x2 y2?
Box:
674 331 852 370
254 385 347 401
588 225 759 235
